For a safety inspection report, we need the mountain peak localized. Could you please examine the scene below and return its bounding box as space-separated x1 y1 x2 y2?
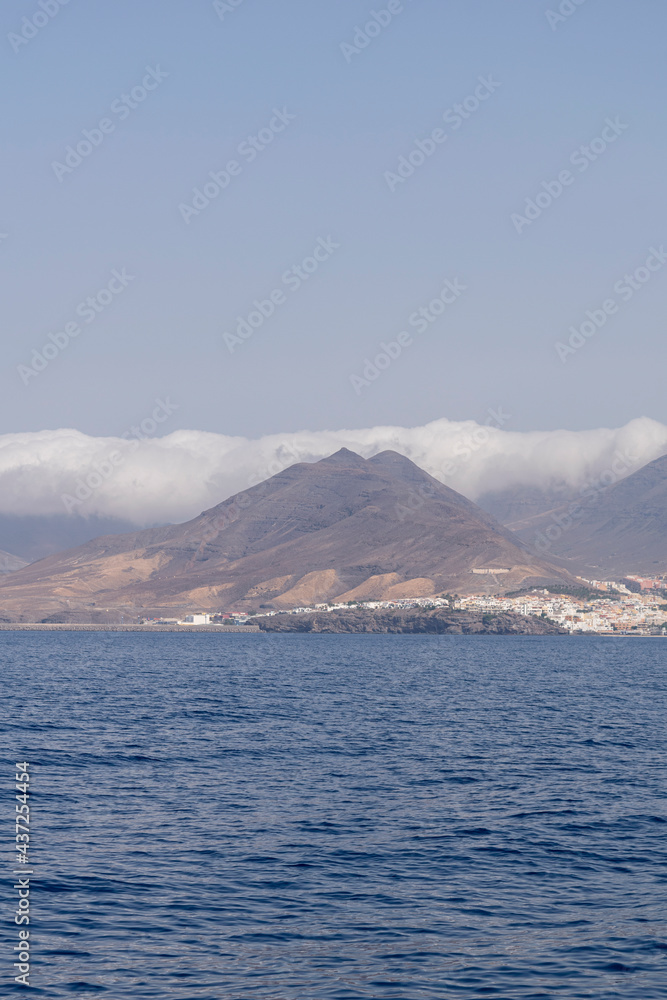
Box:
367 450 425 479
315 447 367 466
0 446 573 617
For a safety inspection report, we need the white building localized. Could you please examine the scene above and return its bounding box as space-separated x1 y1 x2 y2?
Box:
183 614 211 625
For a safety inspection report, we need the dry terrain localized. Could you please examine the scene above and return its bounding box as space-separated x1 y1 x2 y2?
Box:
0 449 576 621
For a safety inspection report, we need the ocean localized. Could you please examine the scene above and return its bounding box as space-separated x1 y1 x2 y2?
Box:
2 633 666 998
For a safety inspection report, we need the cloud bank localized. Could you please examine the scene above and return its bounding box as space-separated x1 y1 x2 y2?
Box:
1 416 666 526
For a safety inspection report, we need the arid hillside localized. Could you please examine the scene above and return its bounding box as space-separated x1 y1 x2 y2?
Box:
0 449 575 621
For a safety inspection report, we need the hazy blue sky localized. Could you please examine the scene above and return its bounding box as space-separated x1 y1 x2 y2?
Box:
2 0 666 438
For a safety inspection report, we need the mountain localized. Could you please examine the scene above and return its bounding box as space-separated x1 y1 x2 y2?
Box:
0 549 28 574
0 449 575 621
502 451 667 576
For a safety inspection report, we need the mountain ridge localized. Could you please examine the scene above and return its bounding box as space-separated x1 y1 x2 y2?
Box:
0 448 576 621
498 450 667 575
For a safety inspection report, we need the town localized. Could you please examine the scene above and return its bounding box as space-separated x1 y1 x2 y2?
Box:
142 574 667 635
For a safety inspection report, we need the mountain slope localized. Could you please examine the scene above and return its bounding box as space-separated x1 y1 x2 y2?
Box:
505 451 667 575
0 449 574 620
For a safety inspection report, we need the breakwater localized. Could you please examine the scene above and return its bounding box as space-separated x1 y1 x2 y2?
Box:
0 623 261 633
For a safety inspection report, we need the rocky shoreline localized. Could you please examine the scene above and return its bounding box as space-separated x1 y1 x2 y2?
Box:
0 611 566 635
257 607 567 634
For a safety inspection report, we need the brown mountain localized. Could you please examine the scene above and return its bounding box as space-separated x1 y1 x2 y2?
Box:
0 449 574 621
503 450 667 576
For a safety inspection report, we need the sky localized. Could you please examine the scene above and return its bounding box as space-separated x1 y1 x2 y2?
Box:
1 0 667 450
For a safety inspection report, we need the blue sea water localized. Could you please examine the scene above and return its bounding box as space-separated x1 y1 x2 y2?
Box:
1 633 666 999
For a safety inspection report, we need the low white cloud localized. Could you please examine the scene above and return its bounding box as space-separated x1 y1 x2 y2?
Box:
0 416 665 526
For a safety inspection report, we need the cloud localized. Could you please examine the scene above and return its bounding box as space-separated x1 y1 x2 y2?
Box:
0 416 666 526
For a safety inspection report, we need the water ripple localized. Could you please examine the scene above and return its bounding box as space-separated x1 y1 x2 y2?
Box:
1 633 666 998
